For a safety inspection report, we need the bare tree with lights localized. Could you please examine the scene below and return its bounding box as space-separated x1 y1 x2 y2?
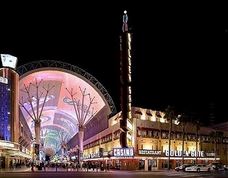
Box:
210 130 224 162
158 111 166 151
19 79 55 158
194 119 200 164
176 113 190 165
164 105 175 170
66 87 97 167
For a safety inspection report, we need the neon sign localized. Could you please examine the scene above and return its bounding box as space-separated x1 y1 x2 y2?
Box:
113 147 134 157
138 149 162 156
164 150 205 157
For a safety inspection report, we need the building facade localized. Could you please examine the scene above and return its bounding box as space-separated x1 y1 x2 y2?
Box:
72 107 228 171
0 68 32 169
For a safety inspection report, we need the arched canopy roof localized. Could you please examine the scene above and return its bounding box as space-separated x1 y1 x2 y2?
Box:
17 60 116 151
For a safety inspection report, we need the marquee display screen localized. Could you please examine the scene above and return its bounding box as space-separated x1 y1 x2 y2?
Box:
19 69 107 151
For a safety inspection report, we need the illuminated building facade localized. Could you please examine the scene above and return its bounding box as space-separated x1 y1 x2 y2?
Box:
80 107 228 171
1 57 228 170
0 66 20 168
0 56 33 169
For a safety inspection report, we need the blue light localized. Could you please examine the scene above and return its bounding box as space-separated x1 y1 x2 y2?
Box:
0 81 11 141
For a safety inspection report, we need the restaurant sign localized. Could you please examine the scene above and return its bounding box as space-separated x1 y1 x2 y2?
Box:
138 149 162 156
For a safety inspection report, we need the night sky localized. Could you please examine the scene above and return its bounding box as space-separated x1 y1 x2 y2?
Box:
0 2 228 125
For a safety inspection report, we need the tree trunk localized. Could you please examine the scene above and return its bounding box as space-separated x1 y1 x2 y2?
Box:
182 123 185 165
61 146 65 159
214 139 217 161
34 120 41 160
168 118 173 170
195 127 198 164
35 120 41 145
78 125 84 168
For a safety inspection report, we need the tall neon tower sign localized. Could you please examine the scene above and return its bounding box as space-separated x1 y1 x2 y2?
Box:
119 10 133 148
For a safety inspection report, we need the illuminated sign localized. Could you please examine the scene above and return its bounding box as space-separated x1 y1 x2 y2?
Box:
127 119 132 130
164 150 205 157
138 149 162 156
113 147 134 157
205 152 215 157
0 76 8 84
1 54 18 69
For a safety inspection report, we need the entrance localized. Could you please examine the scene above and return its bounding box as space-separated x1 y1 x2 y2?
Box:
139 159 145 170
148 159 157 170
0 156 5 168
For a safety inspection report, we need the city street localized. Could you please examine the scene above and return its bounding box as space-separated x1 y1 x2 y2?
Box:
0 170 228 178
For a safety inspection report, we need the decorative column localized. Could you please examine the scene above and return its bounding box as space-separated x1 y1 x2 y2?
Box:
78 125 84 168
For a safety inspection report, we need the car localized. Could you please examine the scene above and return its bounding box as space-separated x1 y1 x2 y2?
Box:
185 164 211 172
175 164 193 171
209 162 225 171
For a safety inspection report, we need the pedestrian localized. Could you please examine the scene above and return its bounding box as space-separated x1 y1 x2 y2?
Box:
31 162 34 172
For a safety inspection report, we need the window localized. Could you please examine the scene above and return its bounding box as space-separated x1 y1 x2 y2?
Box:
176 133 181 139
141 130 146 137
148 131 152 137
153 131 158 138
137 130 141 136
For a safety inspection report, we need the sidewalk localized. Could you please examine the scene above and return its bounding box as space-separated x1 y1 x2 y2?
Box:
0 166 176 173
0 166 31 173
0 166 113 173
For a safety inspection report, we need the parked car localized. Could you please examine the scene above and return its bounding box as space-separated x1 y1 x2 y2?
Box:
175 164 192 171
209 162 224 171
185 164 211 172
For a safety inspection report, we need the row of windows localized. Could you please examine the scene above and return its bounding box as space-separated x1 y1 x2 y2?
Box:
137 129 228 143
84 139 100 149
113 130 121 140
101 134 112 144
84 134 114 149
84 130 122 149
84 128 228 150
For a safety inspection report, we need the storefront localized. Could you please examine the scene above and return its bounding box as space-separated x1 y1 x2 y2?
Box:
135 149 219 171
137 149 161 170
0 140 32 168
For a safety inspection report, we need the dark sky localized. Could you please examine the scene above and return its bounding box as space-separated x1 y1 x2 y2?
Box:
0 2 228 125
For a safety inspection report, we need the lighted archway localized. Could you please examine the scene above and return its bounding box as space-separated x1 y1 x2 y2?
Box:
17 60 116 152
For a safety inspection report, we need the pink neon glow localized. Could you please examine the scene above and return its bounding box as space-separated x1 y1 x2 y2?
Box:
19 69 106 136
